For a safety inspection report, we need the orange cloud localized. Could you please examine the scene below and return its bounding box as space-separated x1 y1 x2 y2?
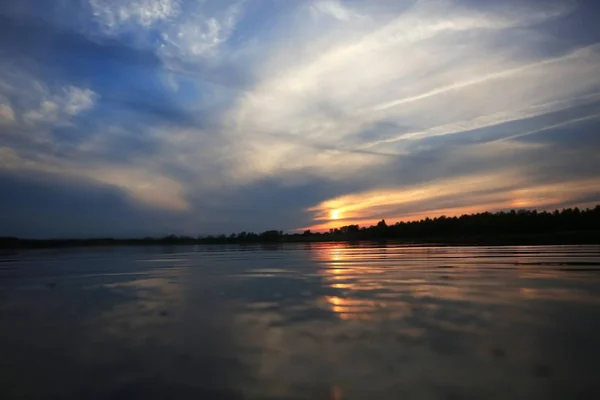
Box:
303 174 600 231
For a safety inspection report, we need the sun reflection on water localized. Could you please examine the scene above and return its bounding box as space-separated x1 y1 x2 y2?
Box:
317 244 412 321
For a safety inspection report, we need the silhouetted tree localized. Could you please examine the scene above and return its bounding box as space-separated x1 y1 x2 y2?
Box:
2 205 599 249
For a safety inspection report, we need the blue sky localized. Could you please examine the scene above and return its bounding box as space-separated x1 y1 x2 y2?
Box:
1 0 599 238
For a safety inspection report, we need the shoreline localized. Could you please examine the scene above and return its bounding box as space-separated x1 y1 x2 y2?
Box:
2 231 599 250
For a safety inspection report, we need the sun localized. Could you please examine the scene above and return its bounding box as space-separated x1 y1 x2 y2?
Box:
330 209 340 220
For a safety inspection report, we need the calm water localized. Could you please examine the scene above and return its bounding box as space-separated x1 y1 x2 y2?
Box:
1 244 599 399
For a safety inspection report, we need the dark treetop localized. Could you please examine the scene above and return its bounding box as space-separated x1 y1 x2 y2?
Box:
2 205 599 249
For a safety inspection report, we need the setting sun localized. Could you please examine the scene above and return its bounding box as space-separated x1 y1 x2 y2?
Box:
331 209 340 220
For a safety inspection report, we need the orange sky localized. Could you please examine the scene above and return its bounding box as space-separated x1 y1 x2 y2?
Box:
302 175 600 232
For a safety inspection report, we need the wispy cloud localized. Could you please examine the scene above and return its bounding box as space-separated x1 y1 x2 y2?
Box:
311 0 363 21
1 137 189 212
158 1 244 61
90 0 181 32
223 0 593 179
306 172 600 230
362 44 600 149
0 103 15 124
22 86 97 125
1 0 599 236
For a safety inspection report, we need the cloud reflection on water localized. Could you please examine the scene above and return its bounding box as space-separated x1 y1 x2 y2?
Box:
0 244 599 399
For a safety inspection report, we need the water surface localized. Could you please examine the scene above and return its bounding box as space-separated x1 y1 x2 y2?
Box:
1 244 599 399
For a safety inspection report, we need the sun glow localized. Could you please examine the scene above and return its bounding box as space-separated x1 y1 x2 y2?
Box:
330 209 340 220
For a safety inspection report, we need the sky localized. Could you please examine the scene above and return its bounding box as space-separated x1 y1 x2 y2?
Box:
1 0 599 238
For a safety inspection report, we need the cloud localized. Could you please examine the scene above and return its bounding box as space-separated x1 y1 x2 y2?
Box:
158 1 243 61
0 169 184 238
311 0 362 21
221 0 593 181
0 103 15 123
306 172 600 230
22 85 97 125
494 112 600 143
90 166 189 211
85 0 249 86
90 0 181 32
1 0 599 236
361 45 600 149
64 86 97 114
0 55 98 126
0 139 190 212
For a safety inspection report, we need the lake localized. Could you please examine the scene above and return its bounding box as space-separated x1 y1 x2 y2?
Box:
1 244 599 399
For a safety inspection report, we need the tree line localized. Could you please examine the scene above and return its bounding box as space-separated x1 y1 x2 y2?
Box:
1 205 599 248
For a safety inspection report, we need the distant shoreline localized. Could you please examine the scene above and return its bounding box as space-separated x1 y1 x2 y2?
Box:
3 205 599 249
2 231 599 250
